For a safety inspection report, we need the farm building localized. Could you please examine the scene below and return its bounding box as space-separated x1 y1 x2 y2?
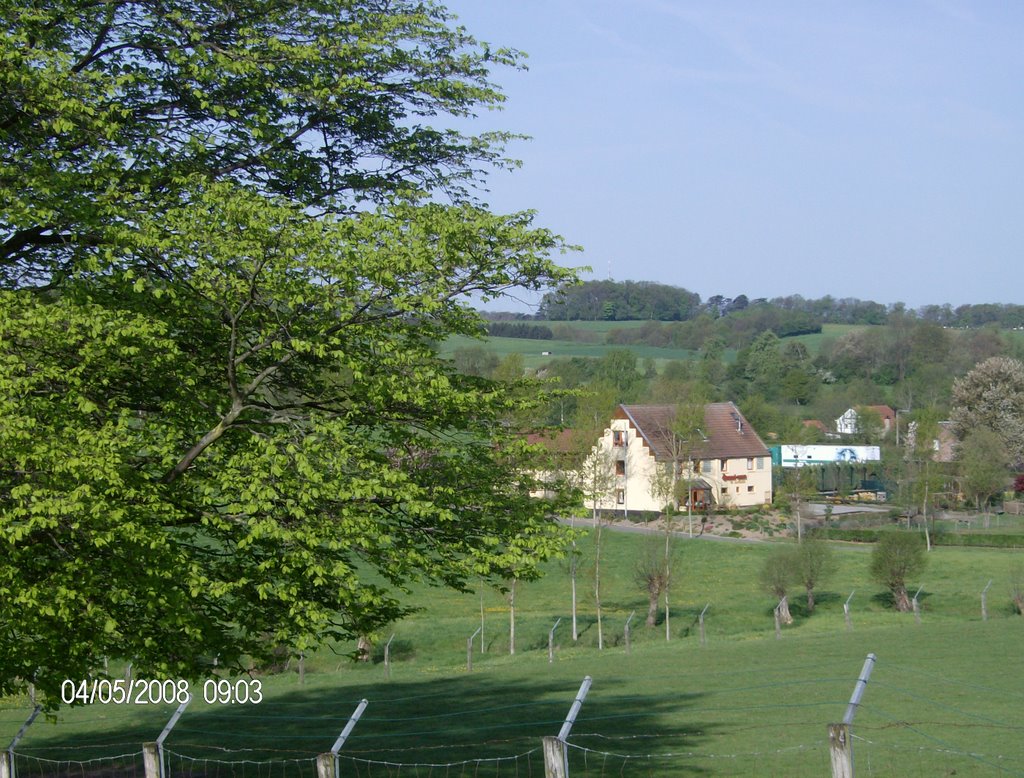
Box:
587 403 772 514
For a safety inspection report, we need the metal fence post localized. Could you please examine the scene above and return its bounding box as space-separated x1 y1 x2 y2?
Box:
623 611 634 655
844 591 855 631
4 705 40 778
543 676 593 778
981 580 993 621
548 618 562 664
327 698 368 778
384 633 395 679
467 627 481 672
828 653 876 778
699 603 710 646
154 693 190 778
912 586 923 625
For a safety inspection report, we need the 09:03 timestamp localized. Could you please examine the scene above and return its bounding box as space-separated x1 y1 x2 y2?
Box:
203 678 263 704
60 678 263 705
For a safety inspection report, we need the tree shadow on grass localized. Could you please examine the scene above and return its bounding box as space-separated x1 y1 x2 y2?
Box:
870 588 929 611
786 590 843 622
11 671 720 775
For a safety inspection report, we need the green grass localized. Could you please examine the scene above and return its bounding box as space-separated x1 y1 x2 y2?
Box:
788 323 874 355
444 319 872 371
4 531 1024 776
443 333 704 370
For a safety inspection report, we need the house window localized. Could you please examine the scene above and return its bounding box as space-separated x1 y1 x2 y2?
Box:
747 485 754 493
747 457 754 470
757 457 764 470
720 459 728 472
735 486 740 493
616 489 625 505
612 430 626 447
615 460 626 476
701 460 712 474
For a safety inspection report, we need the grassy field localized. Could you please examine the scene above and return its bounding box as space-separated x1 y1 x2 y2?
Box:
442 321 873 372
443 333 705 370
788 323 872 354
3 529 1023 776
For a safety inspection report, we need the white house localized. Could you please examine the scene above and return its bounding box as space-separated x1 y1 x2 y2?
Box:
589 403 772 514
835 405 896 437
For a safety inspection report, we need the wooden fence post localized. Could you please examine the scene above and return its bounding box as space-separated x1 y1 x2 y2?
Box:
542 736 568 778
827 724 852 778
142 742 161 778
315 753 336 778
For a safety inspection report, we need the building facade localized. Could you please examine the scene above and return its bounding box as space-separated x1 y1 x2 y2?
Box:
589 403 773 514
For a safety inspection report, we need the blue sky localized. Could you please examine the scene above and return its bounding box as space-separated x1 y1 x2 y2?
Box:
443 0 1024 311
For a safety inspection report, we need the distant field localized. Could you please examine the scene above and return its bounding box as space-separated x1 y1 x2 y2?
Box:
442 333 704 370
5 530 1024 776
789 323 873 354
443 320 879 371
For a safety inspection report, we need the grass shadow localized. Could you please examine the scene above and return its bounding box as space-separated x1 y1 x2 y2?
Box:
9 673 718 775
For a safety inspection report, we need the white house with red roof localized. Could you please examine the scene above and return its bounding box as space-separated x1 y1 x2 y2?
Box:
590 402 773 513
835 405 896 437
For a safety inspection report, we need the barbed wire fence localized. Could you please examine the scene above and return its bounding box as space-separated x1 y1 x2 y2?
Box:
4 657 1024 778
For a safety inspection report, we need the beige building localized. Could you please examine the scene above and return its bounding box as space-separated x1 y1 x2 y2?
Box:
591 403 773 514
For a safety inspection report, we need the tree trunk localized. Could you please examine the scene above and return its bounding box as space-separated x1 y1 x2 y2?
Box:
806 586 815 615
569 515 579 642
663 519 672 641
508 579 516 655
923 471 931 551
645 585 659 627
776 595 793 624
570 552 578 641
664 589 670 641
893 584 911 612
594 524 603 650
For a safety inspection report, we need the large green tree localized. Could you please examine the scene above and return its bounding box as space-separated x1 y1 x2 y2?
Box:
0 0 577 704
959 427 1010 515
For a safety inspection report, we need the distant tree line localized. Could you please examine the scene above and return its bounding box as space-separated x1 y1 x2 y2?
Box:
534 280 1024 330
486 321 554 340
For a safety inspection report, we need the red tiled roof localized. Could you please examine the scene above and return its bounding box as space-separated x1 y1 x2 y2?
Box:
864 405 896 423
614 403 770 460
525 428 576 453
